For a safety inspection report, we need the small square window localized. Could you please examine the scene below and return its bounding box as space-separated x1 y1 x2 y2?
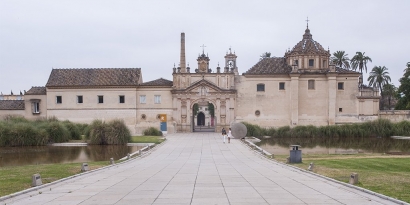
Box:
56 96 62 104
279 82 285 90
98 95 104 104
309 59 314 67
140 95 146 104
119 95 125 103
77 96 83 104
338 82 344 90
154 95 161 104
308 80 315 90
339 108 343 112
257 84 265 92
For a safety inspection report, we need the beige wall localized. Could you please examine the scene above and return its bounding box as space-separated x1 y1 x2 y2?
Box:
136 87 173 135
46 87 139 134
235 75 292 127
0 110 25 119
24 94 47 120
379 110 410 122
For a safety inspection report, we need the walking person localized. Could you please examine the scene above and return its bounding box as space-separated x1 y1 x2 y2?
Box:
228 128 232 143
222 127 226 143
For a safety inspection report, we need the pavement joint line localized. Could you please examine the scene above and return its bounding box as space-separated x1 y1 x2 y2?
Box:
0 138 168 203
239 137 409 205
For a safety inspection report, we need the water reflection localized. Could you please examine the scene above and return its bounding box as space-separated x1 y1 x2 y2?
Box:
0 145 144 167
256 137 410 155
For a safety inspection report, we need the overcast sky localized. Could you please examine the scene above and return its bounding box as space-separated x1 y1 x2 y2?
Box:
1 0 409 94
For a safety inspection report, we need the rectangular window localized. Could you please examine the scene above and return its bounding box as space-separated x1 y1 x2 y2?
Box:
294 60 298 66
338 82 344 90
339 108 343 112
308 80 315 90
140 95 146 104
77 95 83 104
279 82 285 90
56 96 62 104
33 102 40 114
323 60 327 68
309 59 314 67
257 84 265 92
98 95 104 104
154 95 161 104
119 95 125 103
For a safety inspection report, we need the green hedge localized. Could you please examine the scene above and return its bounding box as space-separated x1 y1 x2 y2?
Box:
143 127 163 136
243 119 410 139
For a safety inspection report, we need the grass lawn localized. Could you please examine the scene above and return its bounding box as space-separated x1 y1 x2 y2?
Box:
130 136 165 144
274 154 410 203
0 161 109 197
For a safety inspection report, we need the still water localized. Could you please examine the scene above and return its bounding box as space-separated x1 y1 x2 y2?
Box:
256 137 410 155
0 145 144 167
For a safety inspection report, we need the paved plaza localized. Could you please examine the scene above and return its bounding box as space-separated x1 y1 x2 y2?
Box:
1 133 405 205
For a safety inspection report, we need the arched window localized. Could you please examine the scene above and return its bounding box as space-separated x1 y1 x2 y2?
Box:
257 84 265 92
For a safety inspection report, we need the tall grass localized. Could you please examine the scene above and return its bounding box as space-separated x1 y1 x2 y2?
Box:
88 119 131 145
0 116 90 146
244 119 410 139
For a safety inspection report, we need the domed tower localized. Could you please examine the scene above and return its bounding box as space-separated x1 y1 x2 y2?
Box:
196 47 211 73
285 23 331 72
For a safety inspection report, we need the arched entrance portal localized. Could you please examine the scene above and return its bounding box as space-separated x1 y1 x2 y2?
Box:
197 112 205 126
192 101 216 132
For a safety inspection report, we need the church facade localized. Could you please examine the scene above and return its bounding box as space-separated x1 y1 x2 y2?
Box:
0 26 380 135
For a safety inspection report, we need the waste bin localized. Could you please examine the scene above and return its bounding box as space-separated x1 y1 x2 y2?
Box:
289 145 302 163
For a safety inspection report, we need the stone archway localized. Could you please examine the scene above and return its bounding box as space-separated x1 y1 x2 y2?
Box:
197 112 205 126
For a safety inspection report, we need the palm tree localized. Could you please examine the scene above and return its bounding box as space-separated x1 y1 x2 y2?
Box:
330 51 350 69
382 83 397 110
259 52 271 61
368 66 391 109
351 52 372 74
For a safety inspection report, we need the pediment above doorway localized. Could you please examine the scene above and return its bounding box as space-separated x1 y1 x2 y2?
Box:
171 79 236 95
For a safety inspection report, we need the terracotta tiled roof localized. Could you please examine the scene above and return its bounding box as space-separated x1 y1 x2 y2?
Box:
46 68 141 87
0 100 25 110
288 28 328 55
25 87 46 95
141 78 173 86
244 57 292 75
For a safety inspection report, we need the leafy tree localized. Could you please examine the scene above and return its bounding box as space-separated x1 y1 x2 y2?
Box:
193 103 199 116
351 52 372 74
382 83 397 110
368 66 391 97
207 102 215 117
259 52 271 61
330 51 350 69
396 62 410 109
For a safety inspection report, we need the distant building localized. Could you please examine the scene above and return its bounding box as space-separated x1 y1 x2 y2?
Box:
0 26 380 134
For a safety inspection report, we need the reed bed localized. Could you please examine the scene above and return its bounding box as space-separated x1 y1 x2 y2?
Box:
243 119 410 139
0 116 91 146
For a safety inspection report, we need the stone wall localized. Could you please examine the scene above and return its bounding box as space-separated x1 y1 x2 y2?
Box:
379 110 410 122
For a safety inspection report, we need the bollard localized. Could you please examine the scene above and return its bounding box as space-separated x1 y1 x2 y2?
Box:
139 149 142 155
127 153 130 160
32 173 42 187
307 162 314 171
228 137 230 143
349 173 359 185
286 157 290 164
81 163 89 172
110 158 115 165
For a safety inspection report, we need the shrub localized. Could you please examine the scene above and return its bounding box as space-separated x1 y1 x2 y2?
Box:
62 121 81 140
88 119 131 145
43 121 70 143
143 127 163 136
105 120 131 144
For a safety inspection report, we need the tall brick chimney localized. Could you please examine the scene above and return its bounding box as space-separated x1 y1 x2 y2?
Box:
180 33 186 73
